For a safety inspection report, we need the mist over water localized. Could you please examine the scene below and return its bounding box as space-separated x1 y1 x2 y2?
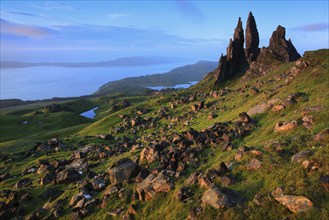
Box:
0 63 188 100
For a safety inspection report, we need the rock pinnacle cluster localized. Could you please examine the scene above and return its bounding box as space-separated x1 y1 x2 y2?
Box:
214 12 301 87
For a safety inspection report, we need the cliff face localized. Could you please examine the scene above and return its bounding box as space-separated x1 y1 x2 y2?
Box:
213 12 300 87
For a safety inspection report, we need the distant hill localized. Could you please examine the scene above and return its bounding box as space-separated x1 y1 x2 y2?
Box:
0 56 186 69
94 60 217 95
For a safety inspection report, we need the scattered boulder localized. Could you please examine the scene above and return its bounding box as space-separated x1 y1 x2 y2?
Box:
66 158 88 172
314 128 329 144
13 178 32 189
291 150 312 163
201 187 242 209
41 187 64 202
136 170 174 201
247 102 268 116
239 112 252 123
187 206 203 220
40 172 56 185
185 172 201 186
56 168 80 184
107 158 140 185
271 187 313 213
247 159 263 170
272 104 285 111
274 121 298 132
302 115 314 129
176 187 194 203
319 175 329 191
91 176 107 191
207 112 218 120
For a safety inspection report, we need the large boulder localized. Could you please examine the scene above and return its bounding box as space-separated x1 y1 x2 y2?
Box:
66 158 88 173
201 187 242 209
107 158 140 185
56 168 80 184
272 187 313 213
269 25 301 62
136 170 174 201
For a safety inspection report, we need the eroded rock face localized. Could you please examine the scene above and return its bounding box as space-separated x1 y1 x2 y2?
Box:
245 11 260 62
269 25 301 62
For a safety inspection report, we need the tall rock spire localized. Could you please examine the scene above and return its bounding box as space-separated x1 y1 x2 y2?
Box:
215 17 247 84
245 12 260 62
269 25 301 61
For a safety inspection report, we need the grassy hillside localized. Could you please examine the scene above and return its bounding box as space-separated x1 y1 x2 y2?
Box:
94 61 217 95
0 49 328 220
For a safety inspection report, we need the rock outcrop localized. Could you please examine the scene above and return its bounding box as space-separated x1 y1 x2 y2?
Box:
269 25 301 61
213 12 301 86
215 17 248 85
245 12 260 62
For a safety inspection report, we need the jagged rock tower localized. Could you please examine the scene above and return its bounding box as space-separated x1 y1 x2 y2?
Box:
215 17 248 85
245 12 260 62
269 25 301 61
213 12 300 87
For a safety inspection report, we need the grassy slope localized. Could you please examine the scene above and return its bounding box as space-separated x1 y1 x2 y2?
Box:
0 49 328 219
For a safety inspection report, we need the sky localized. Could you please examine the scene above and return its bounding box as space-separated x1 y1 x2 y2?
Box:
1 0 328 63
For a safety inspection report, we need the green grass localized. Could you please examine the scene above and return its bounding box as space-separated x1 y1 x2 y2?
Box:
0 49 328 219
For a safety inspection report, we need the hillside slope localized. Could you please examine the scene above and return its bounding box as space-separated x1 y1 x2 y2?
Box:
0 49 328 220
94 61 217 96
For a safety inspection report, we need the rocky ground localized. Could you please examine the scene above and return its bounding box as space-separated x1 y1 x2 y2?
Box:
0 13 328 220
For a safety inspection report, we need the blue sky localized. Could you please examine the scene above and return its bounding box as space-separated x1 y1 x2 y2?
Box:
1 0 328 63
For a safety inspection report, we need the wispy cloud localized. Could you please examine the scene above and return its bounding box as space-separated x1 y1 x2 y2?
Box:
291 23 328 32
33 1 73 11
175 0 205 24
106 13 129 18
3 9 42 18
0 19 53 38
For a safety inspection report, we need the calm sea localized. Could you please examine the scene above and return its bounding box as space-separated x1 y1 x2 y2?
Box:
0 64 188 100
